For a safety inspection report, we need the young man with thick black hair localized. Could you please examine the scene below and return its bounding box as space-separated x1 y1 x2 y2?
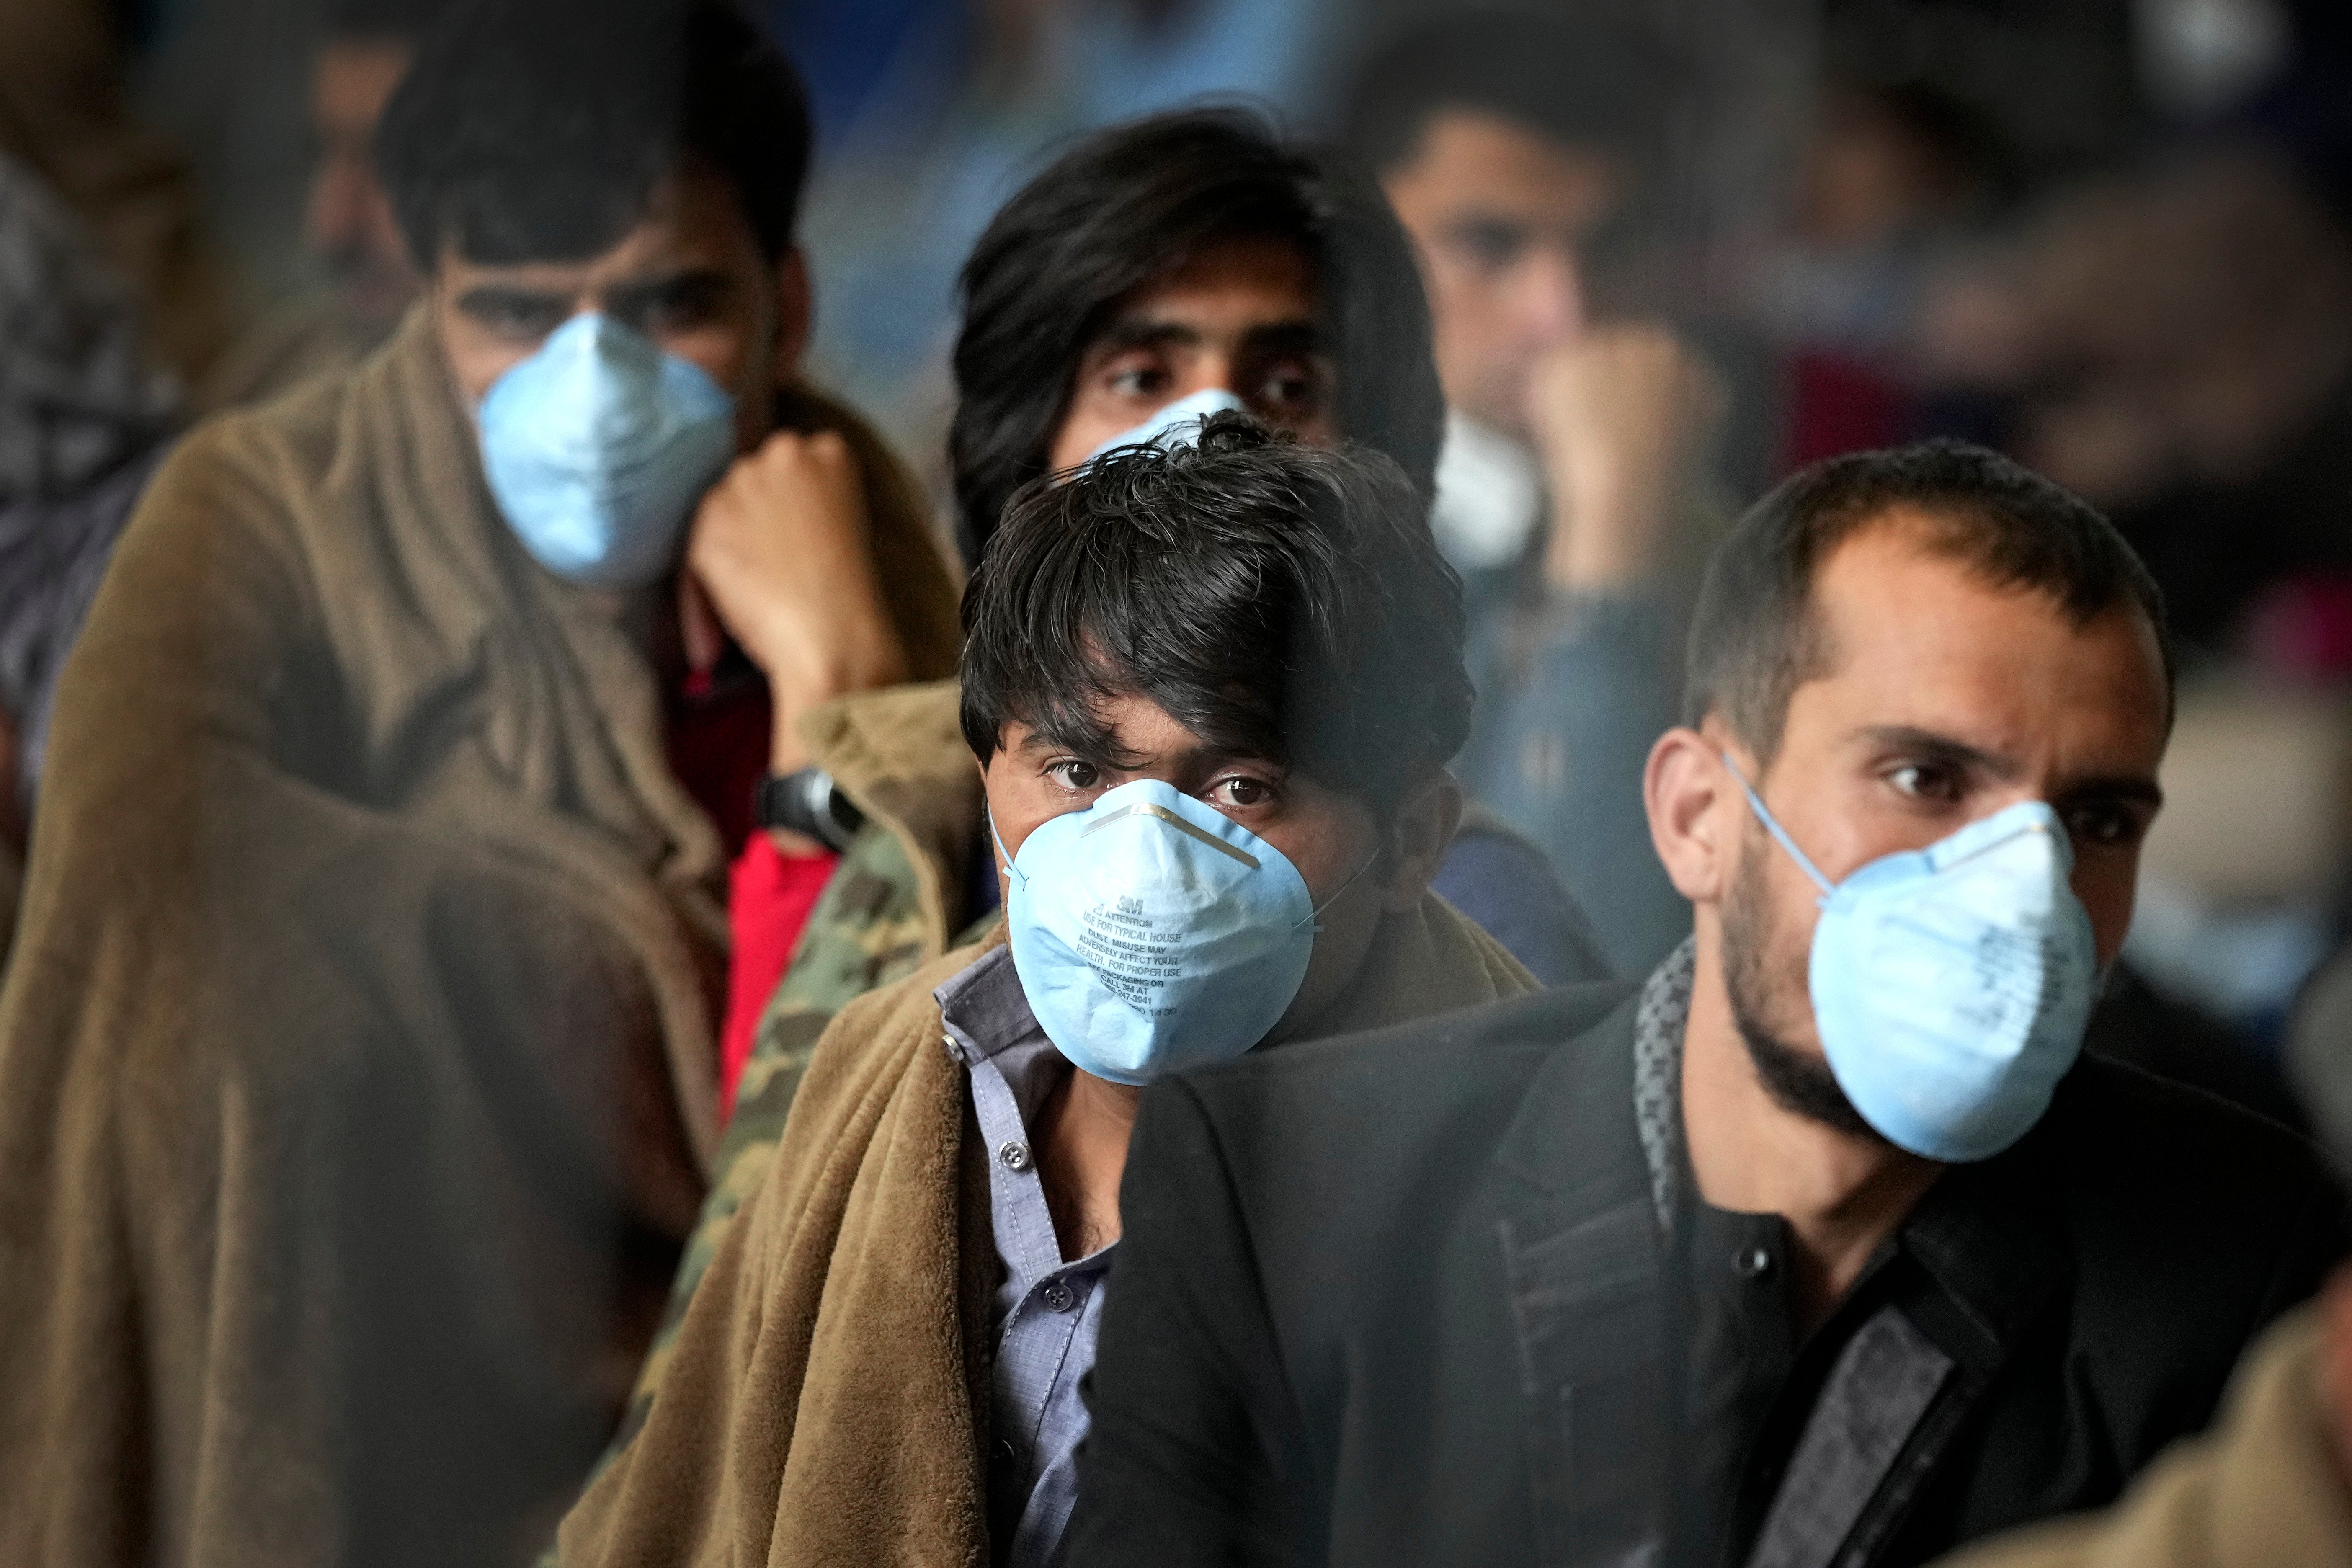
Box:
1068 440 2347 1568
0 2 958 1563
945 107 1444 570
556 415 1536 1566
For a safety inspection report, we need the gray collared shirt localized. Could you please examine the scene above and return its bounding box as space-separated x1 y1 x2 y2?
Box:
936 946 1114 1568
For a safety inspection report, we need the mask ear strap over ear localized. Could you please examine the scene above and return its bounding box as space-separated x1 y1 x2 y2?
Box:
1721 753 1836 898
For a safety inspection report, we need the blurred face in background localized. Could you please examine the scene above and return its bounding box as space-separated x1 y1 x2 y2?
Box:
432 166 804 456
309 37 423 330
1380 109 1625 440
1045 235 1338 469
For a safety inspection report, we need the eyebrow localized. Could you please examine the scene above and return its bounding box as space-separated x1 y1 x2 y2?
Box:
1088 319 1203 358
1086 315 1324 361
603 266 735 316
454 283 571 315
1235 320 1325 359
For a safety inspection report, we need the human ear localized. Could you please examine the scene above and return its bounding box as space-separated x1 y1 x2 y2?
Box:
1646 727 1735 906
1377 769 1464 913
770 247 812 385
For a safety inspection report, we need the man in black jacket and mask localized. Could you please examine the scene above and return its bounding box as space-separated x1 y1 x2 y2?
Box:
1066 439 2348 1568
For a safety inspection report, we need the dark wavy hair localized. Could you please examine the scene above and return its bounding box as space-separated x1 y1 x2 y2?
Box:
959 414 1473 812
375 0 810 269
946 108 1443 571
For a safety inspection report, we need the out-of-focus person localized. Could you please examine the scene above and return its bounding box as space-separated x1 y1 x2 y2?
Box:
572 107 1613 1511
1342 9 1725 974
1929 972 2352 1568
555 417 1537 1568
1066 441 2346 1567
1759 74 2017 468
0 0 234 387
787 0 1336 462
195 0 452 410
1914 150 2352 656
0 150 178 954
0 0 959 1562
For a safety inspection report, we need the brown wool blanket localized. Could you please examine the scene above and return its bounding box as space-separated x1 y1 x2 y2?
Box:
0 307 960 1568
555 895 1535 1566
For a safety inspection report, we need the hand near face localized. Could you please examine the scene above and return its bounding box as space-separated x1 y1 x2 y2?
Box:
682 428 909 773
1525 322 1723 591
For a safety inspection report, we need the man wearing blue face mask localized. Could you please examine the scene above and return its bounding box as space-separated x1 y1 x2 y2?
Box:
552 417 1537 1565
1068 439 2351 1568
0 2 962 1564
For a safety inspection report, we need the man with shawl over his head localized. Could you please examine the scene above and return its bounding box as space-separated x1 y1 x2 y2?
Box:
0 1 959 1564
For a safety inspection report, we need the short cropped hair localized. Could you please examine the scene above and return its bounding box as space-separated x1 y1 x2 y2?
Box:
375 0 810 269
1686 439 2172 763
947 108 1442 572
959 415 1472 811
1341 8 1680 181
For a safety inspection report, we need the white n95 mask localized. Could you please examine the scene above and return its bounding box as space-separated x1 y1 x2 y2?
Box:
1082 387 1248 465
1730 760 2099 1162
999 779 1364 1086
477 312 736 591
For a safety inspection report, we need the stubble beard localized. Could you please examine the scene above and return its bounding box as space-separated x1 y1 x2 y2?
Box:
1720 825 1884 1145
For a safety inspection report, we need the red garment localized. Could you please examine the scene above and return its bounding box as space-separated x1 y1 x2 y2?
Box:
661 661 839 1122
720 834 838 1116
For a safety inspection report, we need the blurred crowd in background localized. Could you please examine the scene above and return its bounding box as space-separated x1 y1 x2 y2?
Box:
10 0 2352 1097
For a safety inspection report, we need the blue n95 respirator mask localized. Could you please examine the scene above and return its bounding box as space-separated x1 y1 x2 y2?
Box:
1082 387 1248 465
999 779 1368 1086
476 312 737 591
1730 760 2099 1162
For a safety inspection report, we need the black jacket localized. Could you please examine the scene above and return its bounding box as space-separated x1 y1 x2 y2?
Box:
1064 982 2348 1568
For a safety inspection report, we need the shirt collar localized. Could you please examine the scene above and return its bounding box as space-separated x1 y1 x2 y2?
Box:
936 944 1071 1131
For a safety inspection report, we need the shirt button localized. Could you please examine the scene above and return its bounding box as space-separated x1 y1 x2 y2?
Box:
1041 1280 1076 1313
1734 1245 1773 1280
998 1140 1032 1172
994 1438 1016 1465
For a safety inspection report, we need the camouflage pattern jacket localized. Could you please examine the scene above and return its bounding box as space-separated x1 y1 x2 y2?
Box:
604 679 995 1459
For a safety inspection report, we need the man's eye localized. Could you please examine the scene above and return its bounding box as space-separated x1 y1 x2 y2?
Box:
2068 805 2137 848
1209 776 1272 808
624 282 727 336
469 297 567 340
1249 366 1320 419
1046 760 1100 791
1106 363 1172 400
1886 763 1960 802
1452 221 1529 271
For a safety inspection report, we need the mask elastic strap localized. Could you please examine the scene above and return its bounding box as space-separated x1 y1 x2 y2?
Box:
1295 846 1383 933
1721 754 1835 898
985 807 1025 887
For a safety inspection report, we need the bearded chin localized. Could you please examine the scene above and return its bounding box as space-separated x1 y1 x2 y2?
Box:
1720 841 1884 1145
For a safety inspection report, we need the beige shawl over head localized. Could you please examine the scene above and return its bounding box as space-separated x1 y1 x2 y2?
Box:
557 895 1536 1566
0 307 959 1568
